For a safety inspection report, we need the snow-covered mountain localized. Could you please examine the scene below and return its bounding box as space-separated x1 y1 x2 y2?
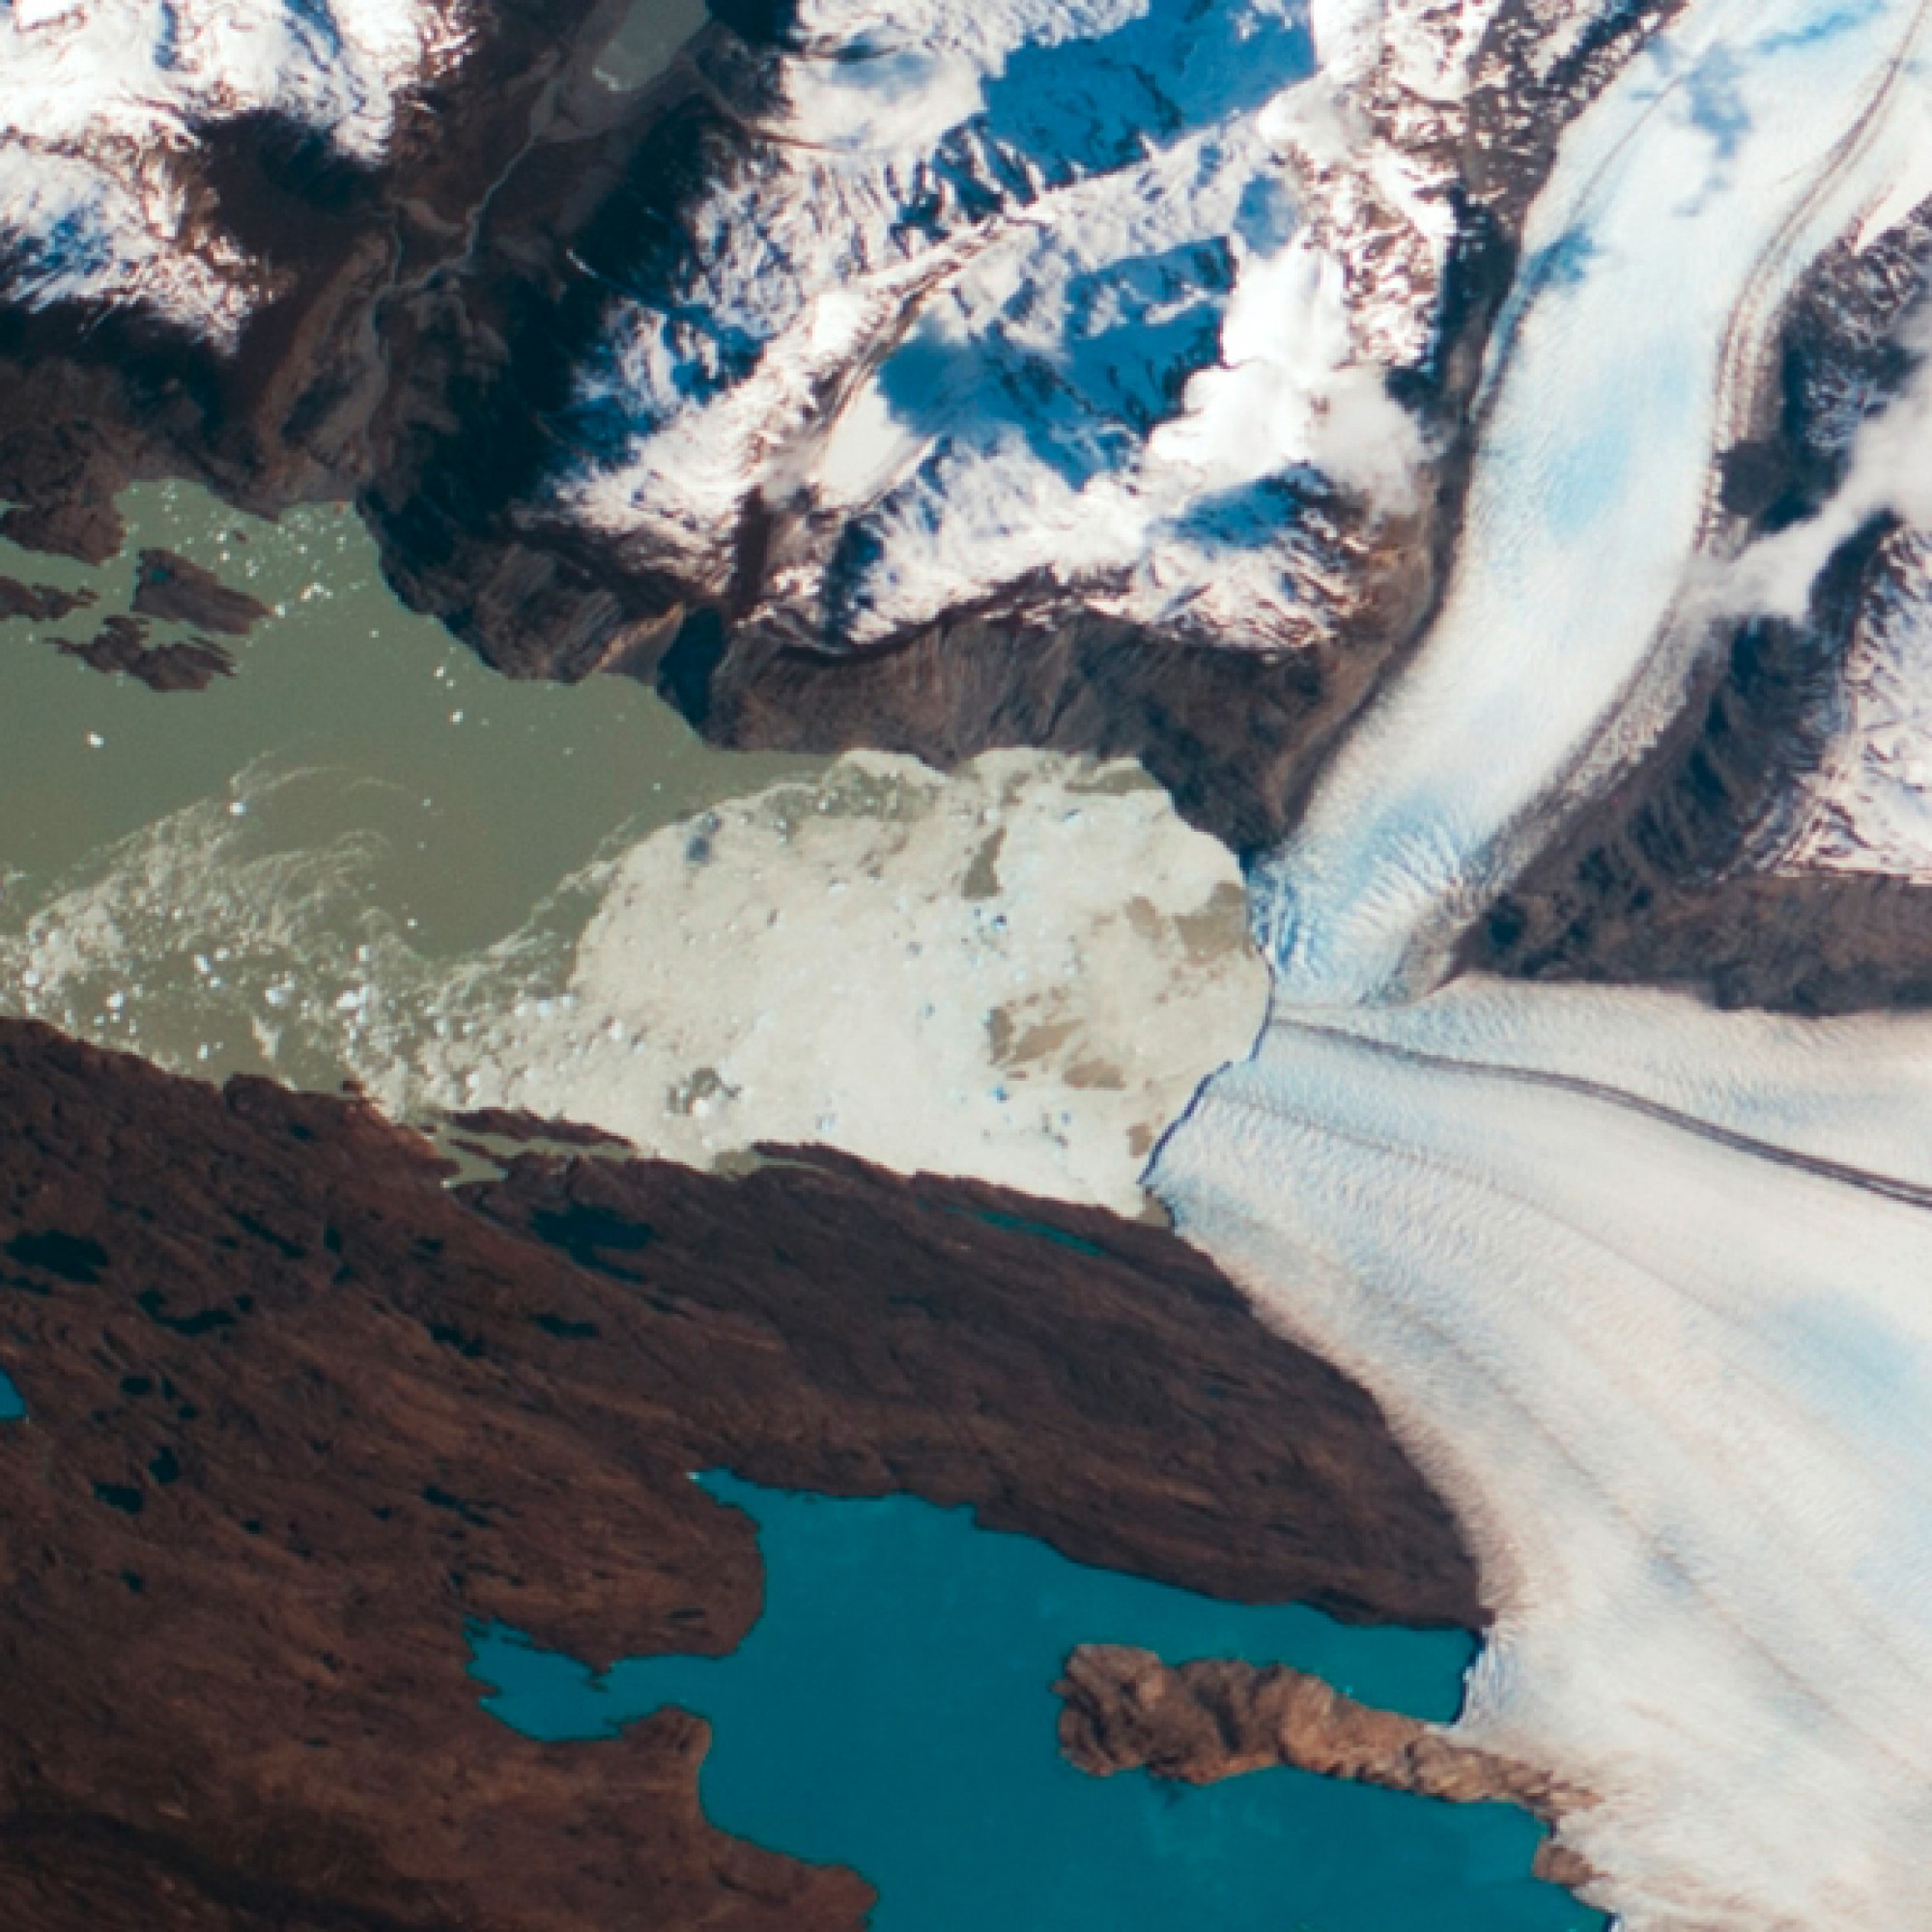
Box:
533 0 1669 655
0 0 469 338
0 0 1678 674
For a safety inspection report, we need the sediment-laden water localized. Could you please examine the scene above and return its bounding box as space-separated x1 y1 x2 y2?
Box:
0 486 1264 1207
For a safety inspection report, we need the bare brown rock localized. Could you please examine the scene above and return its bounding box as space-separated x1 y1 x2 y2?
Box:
53 613 237 692
1056 1645 1598 1889
650 578 1428 857
0 578 95 624
0 1018 1478 1930
0 497 127 566
131 549 273 637
442 1104 628 1149
1469 523 1932 1011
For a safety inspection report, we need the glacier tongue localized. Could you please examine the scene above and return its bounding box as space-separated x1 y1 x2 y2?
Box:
1152 0 1932 1925
1156 985 1932 1929
1247 0 1932 1004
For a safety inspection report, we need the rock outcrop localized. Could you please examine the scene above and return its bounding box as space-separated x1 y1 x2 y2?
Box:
130 550 272 638
51 612 237 691
0 1016 1478 1930
1056 1644 1598 1889
0 579 95 624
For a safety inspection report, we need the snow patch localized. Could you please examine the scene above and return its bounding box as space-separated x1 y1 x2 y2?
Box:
548 0 1482 654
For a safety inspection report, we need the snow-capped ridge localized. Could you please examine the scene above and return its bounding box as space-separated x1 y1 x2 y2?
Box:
0 0 469 337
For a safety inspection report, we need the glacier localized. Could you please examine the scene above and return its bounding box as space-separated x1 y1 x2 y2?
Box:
1156 984 1932 1927
1157 0 1932 1925
1246 0 1932 1003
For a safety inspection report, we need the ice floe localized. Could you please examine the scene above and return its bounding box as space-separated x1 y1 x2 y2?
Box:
0 751 1264 1211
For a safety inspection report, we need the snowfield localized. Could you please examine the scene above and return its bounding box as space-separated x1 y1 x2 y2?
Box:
549 0 1583 652
0 0 467 335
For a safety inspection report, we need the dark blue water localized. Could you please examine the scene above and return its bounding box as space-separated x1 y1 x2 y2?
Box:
472 1474 1605 1932
0 1366 23 1420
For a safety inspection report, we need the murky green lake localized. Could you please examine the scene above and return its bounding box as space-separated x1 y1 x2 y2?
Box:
0 482 808 952
0 483 814 1085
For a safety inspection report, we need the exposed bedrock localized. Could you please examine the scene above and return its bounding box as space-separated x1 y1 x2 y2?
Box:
1056 1644 1598 1888
49 612 237 692
0 1017 1476 1930
0 0 629 552
129 550 273 638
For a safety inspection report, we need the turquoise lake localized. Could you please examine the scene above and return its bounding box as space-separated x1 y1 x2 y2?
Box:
0 1367 21 1420
471 1474 1605 1932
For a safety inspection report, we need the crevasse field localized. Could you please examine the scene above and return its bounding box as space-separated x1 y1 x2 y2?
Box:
1165 0 1932 1925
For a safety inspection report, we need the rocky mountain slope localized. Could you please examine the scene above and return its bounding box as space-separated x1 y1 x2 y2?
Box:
0 1016 1477 1931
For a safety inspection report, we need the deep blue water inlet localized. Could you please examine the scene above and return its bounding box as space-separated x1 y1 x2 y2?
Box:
472 1473 1605 1931
0 1366 24 1420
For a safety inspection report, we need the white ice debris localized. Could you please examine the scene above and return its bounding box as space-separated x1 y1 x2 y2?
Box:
0 0 469 335
409 751 1265 1209
0 751 1264 1211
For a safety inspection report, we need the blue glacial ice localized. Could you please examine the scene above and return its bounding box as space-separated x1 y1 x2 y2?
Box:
1247 0 1932 1003
1157 980 1932 1930
1157 2 1932 1926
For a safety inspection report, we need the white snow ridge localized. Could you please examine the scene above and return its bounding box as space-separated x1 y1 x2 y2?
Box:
0 0 468 336
548 0 1504 652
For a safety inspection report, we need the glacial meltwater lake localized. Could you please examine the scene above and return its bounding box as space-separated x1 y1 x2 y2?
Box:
472 1473 1605 1932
